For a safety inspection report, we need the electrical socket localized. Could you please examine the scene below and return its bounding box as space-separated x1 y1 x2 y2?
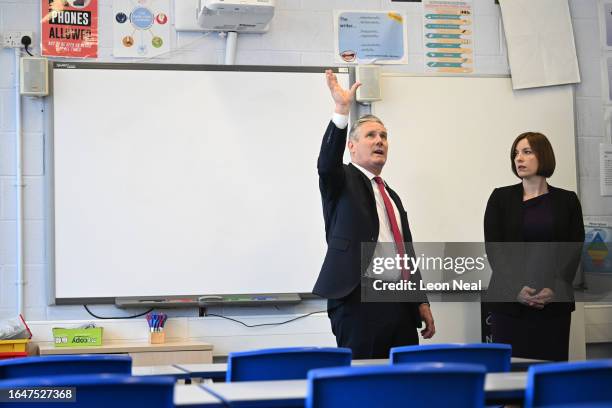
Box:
2 31 34 48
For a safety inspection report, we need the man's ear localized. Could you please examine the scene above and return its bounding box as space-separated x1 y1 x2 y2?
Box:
347 139 354 154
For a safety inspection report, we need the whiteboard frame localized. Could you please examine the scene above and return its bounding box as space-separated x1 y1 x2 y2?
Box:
47 63 353 305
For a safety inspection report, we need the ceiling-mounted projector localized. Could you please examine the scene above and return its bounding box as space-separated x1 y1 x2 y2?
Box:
197 0 275 33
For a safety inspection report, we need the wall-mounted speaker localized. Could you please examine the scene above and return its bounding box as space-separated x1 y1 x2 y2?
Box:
355 64 381 103
20 57 49 97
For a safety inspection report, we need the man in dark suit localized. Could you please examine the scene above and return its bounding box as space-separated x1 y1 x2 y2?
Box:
313 70 435 359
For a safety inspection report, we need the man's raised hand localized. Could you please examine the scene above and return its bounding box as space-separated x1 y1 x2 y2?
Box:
325 69 361 115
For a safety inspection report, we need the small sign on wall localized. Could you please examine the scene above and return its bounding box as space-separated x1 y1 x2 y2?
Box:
583 216 612 273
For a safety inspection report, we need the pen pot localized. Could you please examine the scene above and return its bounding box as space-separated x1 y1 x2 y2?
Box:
149 330 165 344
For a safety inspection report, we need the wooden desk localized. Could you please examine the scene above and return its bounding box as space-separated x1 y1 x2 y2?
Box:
37 340 213 366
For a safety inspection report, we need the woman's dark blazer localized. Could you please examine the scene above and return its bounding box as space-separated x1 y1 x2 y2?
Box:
483 183 585 317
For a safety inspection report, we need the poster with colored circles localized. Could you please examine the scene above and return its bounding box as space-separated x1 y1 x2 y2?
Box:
113 0 170 58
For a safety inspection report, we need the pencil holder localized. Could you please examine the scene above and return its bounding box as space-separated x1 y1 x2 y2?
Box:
146 312 168 344
149 330 165 344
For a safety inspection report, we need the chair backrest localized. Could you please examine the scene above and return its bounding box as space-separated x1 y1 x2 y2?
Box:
525 359 612 408
0 374 174 408
307 362 486 408
0 355 132 379
390 343 512 372
226 347 352 382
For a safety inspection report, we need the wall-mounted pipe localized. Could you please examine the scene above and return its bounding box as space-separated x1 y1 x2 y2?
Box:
14 49 25 317
224 31 238 65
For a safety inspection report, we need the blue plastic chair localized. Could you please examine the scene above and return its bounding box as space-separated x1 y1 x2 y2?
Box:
307 362 486 408
390 343 512 372
0 374 174 408
0 355 132 379
525 359 612 408
226 347 351 382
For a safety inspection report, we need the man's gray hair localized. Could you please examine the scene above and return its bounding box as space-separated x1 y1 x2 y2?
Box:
349 114 385 141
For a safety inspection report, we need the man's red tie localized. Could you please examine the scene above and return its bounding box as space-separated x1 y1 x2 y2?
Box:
374 176 409 281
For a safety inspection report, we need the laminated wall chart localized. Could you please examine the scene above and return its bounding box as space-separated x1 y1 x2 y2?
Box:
334 11 407 64
113 0 170 58
423 0 473 74
583 217 612 274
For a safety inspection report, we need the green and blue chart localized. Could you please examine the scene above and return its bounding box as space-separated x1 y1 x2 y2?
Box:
423 0 474 73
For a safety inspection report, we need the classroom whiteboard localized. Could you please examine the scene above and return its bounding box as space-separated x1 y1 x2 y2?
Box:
51 64 350 303
51 67 577 305
373 74 577 243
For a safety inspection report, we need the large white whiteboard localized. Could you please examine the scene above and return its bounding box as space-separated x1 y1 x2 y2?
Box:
374 75 577 242
51 68 576 306
51 64 350 302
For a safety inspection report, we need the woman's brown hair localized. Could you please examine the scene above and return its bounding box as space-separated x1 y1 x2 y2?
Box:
510 132 556 178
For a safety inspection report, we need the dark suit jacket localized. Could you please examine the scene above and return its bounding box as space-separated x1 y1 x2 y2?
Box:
483 182 585 316
312 121 427 324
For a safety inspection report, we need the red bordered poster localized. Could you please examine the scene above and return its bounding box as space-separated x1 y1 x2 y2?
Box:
41 0 98 58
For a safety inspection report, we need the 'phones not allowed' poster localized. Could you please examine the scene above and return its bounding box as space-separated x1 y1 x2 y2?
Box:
41 0 99 58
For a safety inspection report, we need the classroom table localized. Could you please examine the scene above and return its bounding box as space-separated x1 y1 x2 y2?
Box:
172 360 391 382
351 357 546 369
352 357 546 371
508 357 549 371
175 356 546 381
174 362 227 381
484 372 528 405
197 372 527 407
132 364 191 380
174 384 224 407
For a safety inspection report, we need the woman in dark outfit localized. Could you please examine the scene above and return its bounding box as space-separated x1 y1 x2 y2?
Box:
484 132 584 361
